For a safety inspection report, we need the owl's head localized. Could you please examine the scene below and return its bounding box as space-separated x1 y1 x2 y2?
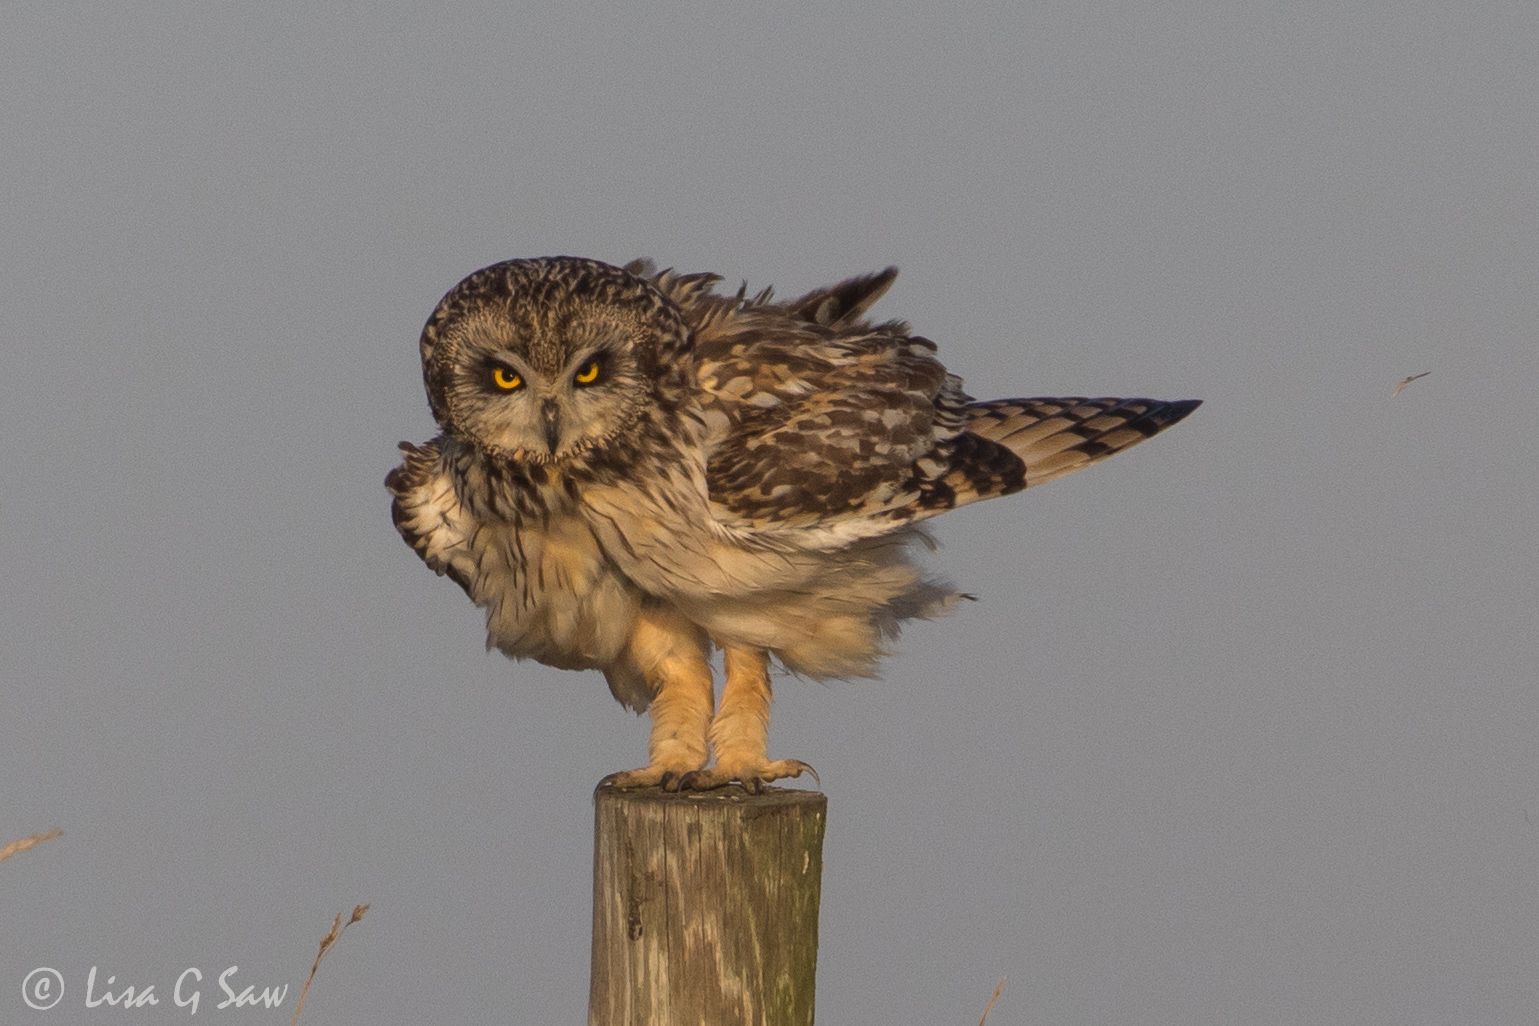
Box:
418 257 693 463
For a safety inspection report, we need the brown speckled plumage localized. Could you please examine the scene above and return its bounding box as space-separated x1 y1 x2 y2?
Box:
388 256 1200 790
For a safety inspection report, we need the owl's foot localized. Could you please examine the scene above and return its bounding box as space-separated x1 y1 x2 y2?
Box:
678 758 819 794
599 758 709 792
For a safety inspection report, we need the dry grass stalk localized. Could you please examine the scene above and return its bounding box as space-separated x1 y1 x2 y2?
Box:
0 828 62 864
978 976 1006 1026
1391 371 1430 397
289 904 369 1026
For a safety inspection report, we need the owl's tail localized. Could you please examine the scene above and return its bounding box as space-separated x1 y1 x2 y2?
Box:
965 396 1201 489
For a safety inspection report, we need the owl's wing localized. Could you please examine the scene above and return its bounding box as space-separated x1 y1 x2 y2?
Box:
385 437 479 594
691 309 972 534
784 267 898 327
633 260 896 329
963 396 1202 489
653 266 1200 544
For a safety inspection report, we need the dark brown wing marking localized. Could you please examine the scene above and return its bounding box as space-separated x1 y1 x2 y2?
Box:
966 397 1202 488
697 329 961 526
785 267 899 327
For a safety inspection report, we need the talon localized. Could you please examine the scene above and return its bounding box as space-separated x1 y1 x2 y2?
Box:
677 757 820 792
600 755 710 791
789 760 820 786
600 769 657 790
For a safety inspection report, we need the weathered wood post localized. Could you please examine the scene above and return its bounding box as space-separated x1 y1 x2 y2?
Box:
588 786 828 1026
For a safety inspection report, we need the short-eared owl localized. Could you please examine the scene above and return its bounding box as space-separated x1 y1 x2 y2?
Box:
387 257 1199 790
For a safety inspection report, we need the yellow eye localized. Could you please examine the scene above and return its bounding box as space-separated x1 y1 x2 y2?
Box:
574 360 602 386
491 367 523 391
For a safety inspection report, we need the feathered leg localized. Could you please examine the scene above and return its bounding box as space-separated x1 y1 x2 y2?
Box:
680 646 816 793
601 608 714 790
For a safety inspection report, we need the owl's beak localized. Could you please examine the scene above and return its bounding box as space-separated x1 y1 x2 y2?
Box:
540 398 562 453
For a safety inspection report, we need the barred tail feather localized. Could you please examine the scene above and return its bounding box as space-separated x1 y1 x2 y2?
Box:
965 396 1201 488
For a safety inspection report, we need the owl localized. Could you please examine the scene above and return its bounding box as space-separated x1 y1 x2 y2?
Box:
387 256 1199 791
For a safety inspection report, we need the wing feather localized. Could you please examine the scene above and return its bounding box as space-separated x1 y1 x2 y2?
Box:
628 263 1199 543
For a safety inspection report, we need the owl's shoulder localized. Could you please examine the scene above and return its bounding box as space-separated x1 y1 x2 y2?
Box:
626 265 972 534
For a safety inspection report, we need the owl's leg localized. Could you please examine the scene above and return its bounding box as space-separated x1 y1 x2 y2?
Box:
679 646 817 793
600 608 714 791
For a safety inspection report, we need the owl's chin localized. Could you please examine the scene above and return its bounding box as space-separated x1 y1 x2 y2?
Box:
462 430 613 468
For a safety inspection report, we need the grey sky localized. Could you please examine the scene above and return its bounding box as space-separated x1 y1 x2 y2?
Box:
4 2 1537 1023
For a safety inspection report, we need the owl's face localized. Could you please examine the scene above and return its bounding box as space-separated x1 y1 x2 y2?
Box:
419 258 692 464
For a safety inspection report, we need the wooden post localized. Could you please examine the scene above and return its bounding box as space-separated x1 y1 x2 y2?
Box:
588 786 827 1026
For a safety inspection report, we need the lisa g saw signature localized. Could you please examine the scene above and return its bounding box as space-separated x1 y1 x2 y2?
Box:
22 965 288 1015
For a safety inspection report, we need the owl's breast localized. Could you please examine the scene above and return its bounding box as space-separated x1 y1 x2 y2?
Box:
473 511 641 671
